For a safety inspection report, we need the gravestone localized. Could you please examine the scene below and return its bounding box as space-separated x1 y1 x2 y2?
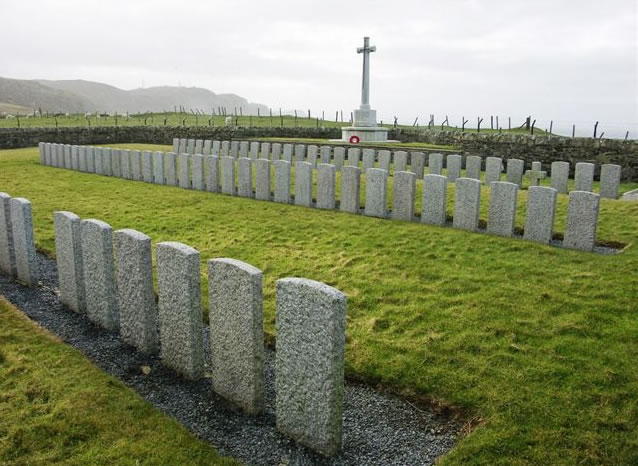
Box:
111 149 121 177
81 219 118 330
178 138 187 154
54 211 85 313
239 141 249 159
340 166 361 214
364 168 388 218
164 152 177 186
230 141 239 158
422 174 447 226
115 229 159 354
71 145 79 170
347 148 361 167
209 258 264 415
78 146 87 172
153 151 164 184
523 186 557 244
191 154 205 190
525 161 546 186
274 160 292 204
320 146 331 164
307 145 318 167
271 143 282 161
599 164 621 199
212 140 221 156
120 149 130 179
102 148 113 176
221 156 236 195
453 178 481 231
0 193 16 276
317 163 336 210
275 278 346 457
446 154 462 182
255 159 271 201
362 149 376 172
394 151 407 172
156 242 204 380
411 152 425 179
574 162 594 192
142 151 154 183
195 139 203 154
429 153 443 175
187 139 195 154
484 157 503 185
551 161 570 194
205 155 220 193
506 158 525 187
260 142 271 160
333 147 346 171
487 182 518 237
64 145 71 169
94 148 104 175
392 171 416 221
203 140 212 155
465 155 482 180
295 144 306 162
131 150 142 181
238 158 254 198
295 162 313 207
221 140 230 157
172 138 180 153
282 144 293 162
10 198 38 286
378 150 391 172
178 153 192 189
563 191 600 251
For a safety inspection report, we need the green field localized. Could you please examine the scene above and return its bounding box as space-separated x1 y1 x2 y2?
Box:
1 145 637 464
0 112 549 135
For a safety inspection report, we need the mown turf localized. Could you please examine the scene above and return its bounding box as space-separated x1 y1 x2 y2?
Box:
1 146 637 465
0 297 235 465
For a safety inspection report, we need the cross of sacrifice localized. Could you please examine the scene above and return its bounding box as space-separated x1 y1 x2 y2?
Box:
357 37 376 109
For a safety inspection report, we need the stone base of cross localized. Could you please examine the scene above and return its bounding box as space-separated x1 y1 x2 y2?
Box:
525 162 547 186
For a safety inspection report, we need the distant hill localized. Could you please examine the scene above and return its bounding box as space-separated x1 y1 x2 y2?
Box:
0 76 268 115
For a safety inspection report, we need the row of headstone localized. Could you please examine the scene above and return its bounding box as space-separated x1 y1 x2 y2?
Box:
40 142 602 252
162 140 621 199
0 193 38 286
52 210 346 456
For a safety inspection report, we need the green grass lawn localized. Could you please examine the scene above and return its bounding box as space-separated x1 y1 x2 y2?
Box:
1 145 637 464
0 297 235 465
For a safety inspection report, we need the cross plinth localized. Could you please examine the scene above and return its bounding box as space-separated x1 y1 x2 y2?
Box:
525 162 547 186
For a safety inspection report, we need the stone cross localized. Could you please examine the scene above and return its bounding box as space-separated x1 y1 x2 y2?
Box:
525 162 547 186
357 36 376 109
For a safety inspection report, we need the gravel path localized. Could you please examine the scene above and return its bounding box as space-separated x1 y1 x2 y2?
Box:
0 253 462 465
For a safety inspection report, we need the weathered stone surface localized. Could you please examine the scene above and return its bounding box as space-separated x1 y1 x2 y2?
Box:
260 142 271 160
103 148 113 176
274 160 291 204
340 166 361 214
506 158 524 187
411 152 425 179
295 162 313 207
164 152 177 186
64 144 71 169
178 153 192 189
191 154 205 190
563 191 600 251
203 139 212 155
295 144 306 162
523 186 557 244
172 138 180 153
239 141 249 159
221 140 230 157
255 159 271 201
599 164 621 199
487 182 518 237
465 155 482 180
446 154 462 182
333 147 345 171
38 142 45 165
86 146 96 173
178 138 187 154
142 151 153 182
525 161 547 186
282 144 293 162
429 153 443 175
347 148 361 167
317 163 336 209
275 278 346 457
238 158 254 198
195 139 203 155
71 145 79 170
364 168 388 218
378 150 391 172
119 149 130 179
320 146 331 164
394 151 408 173
94 147 104 174
307 145 318 167
153 151 164 184
208 258 264 415
10 198 37 286
54 211 85 313
112 148 122 177
484 156 503 184
187 139 195 154
115 229 159 354
250 142 260 160
392 171 416 221
49 144 58 167
0 192 16 276
362 149 376 172
551 161 570 194
156 241 204 380
574 162 594 192
131 150 142 181
230 141 239 158
221 156 236 195
422 174 447 225
212 140 221 156
271 143 282 161
453 178 481 231
81 219 118 330
205 155 220 192
78 146 87 172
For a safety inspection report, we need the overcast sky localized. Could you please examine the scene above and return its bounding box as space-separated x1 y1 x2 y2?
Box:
2 0 637 137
